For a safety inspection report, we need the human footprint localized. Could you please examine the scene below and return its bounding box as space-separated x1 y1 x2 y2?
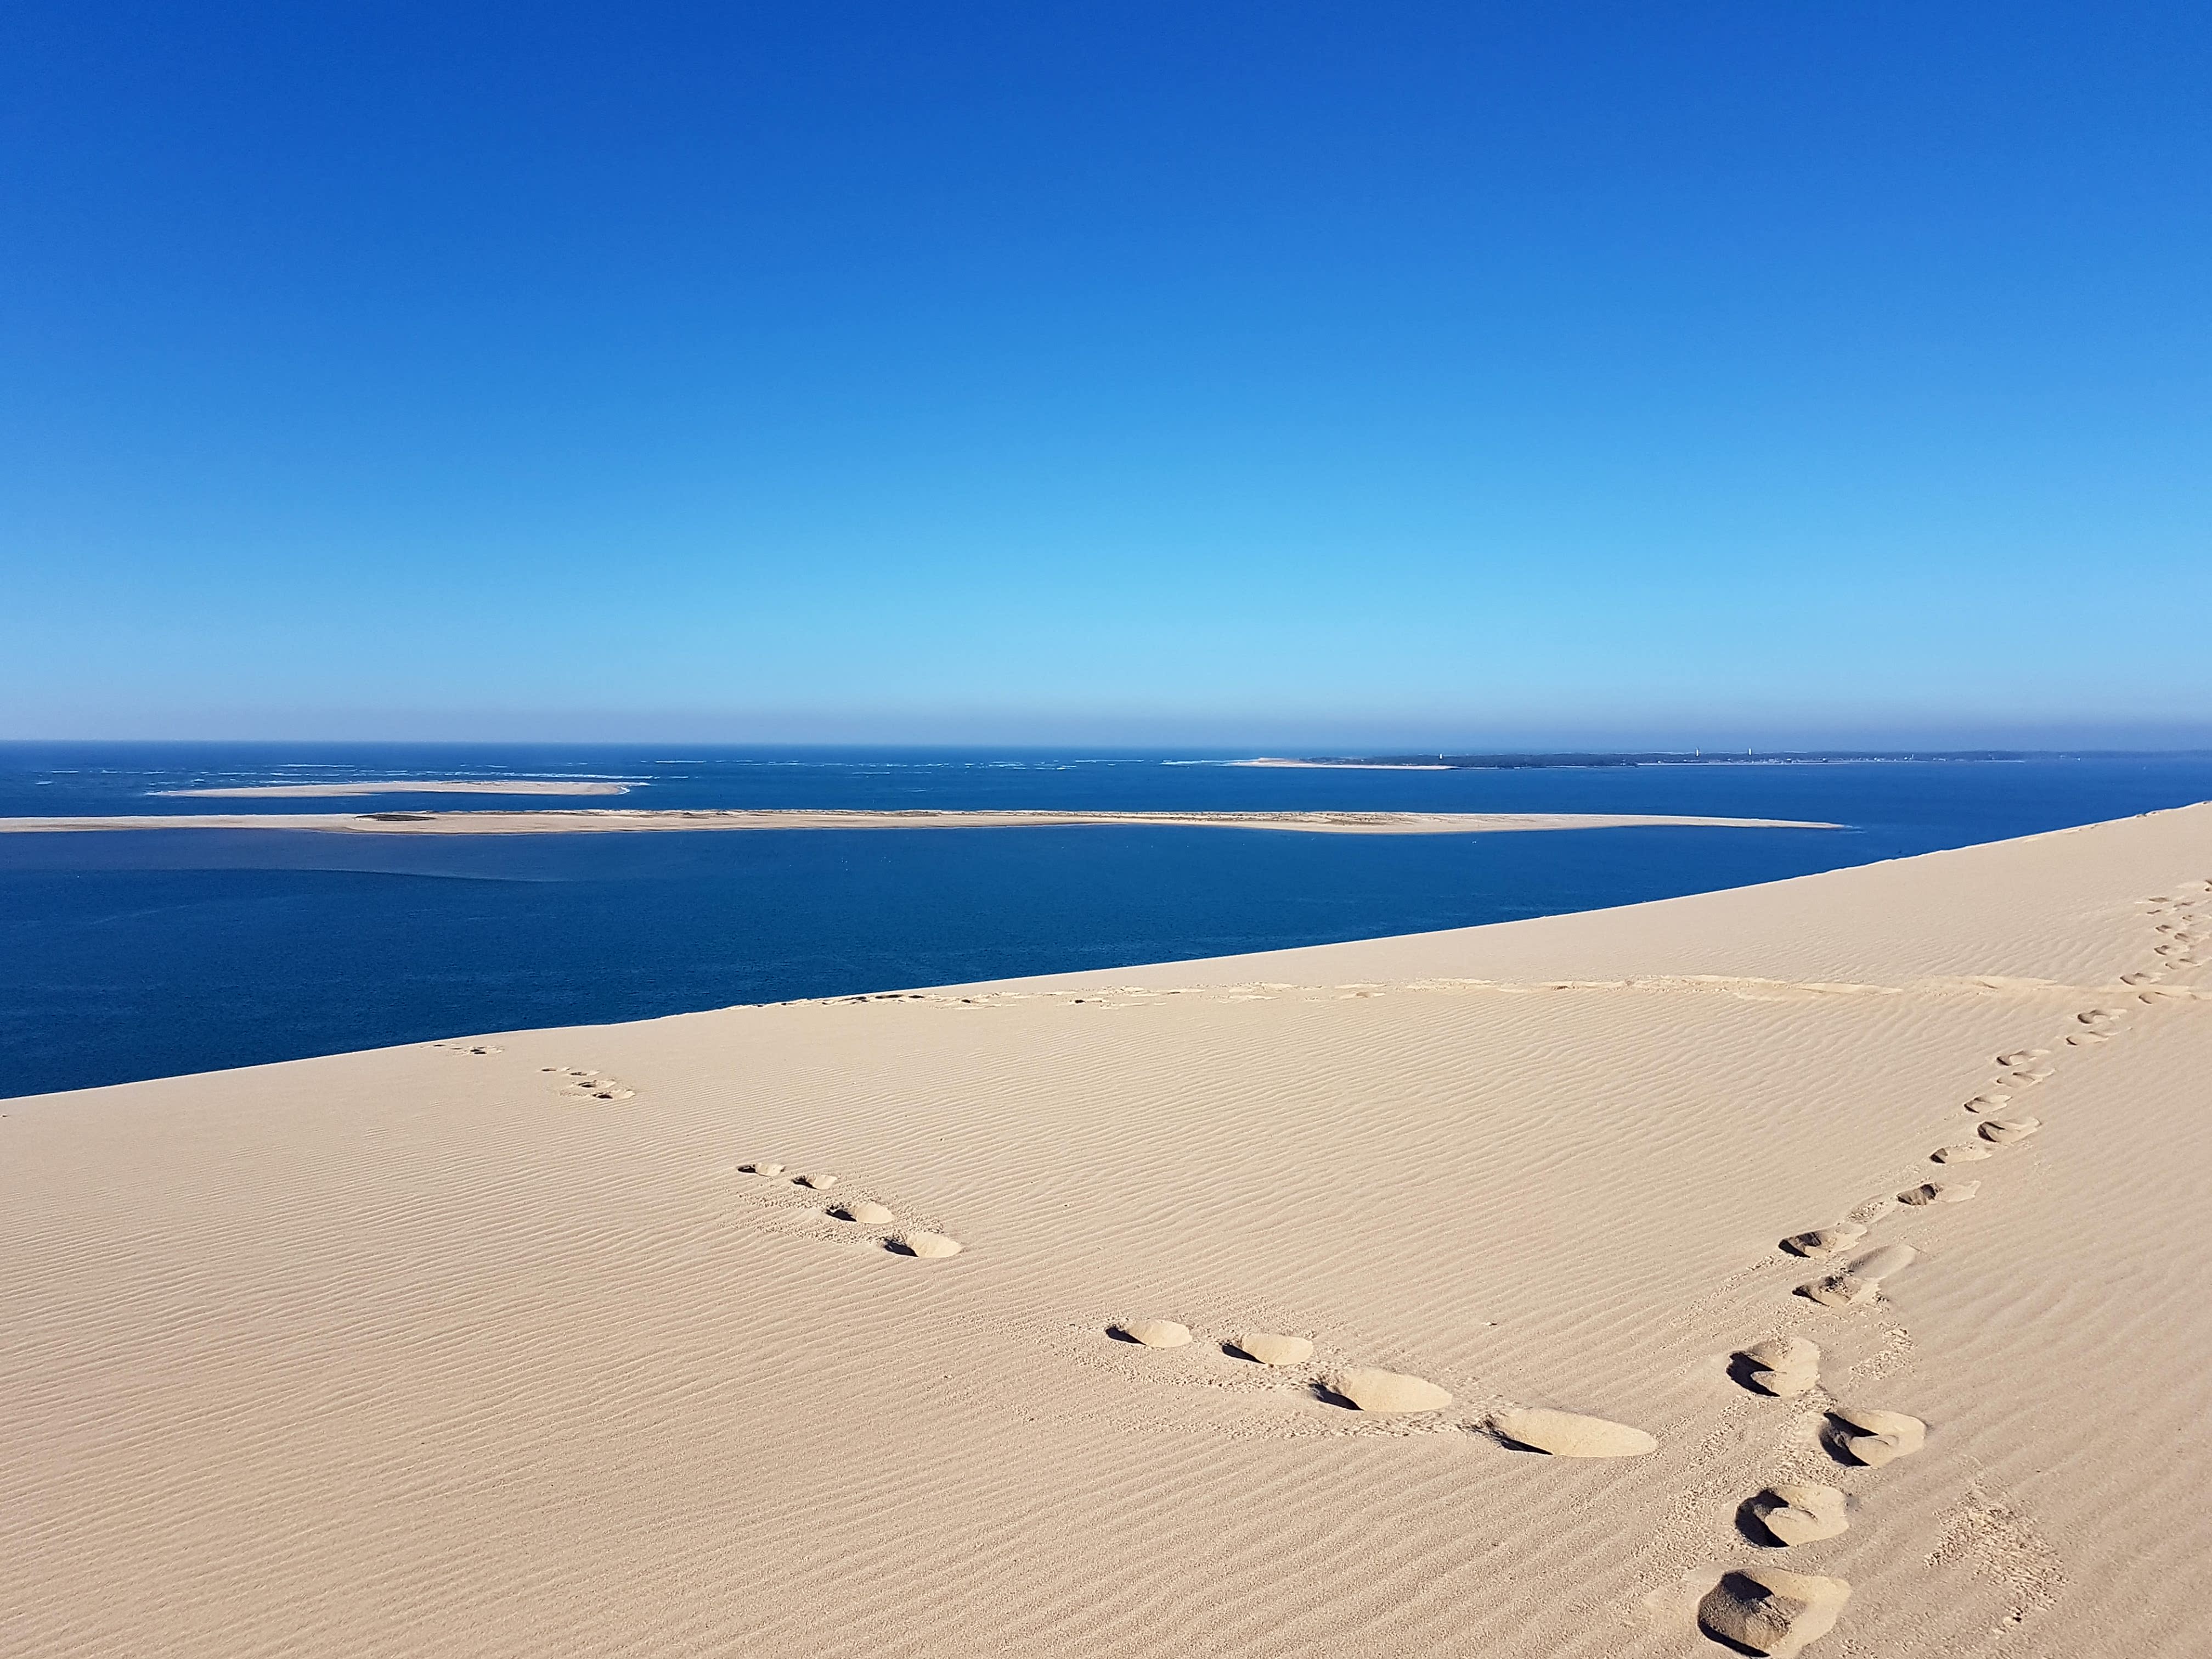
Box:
1897 1180 1978 1206
1798 1243 1915 1307
1330 1367 1451 1412
1780 1223 1866 1260
1737 1338 1820 1398
1113 1319 1192 1347
1229 1333 1314 1366
1746 1482 1849 1547
1825 1406 1925 1467
1491 1408 1655 1456
1699 1566 1850 1655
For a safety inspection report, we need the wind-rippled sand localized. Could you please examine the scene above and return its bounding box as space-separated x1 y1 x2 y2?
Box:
3 804 2208 1656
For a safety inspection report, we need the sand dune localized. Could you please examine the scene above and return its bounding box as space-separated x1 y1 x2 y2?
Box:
0 807 1836 835
2 803 2208 1656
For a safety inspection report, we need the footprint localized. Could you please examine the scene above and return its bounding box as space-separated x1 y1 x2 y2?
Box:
1743 1482 1850 1547
1781 1223 1868 1259
792 1172 838 1189
1961 1092 2011 1113
1491 1408 1656 1457
1931 1143 1990 1164
1228 1333 1314 1366
1824 1406 1925 1467
2005 1066 2055 1085
1699 1566 1850 1656
888 1232 963 1260
830 1200 895 1224
1737 1338 1821 1398
1113 1319 1193 1347
1798 1243 1915 1307
1898 1180 1978 1206
1995 1049 2049 1066
740 1161 785 1177
1849 1243 1917 1279
1328 1367 1452 1412
1978 1116 2041 1144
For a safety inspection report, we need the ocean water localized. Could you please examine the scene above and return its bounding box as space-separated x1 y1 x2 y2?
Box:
4 742 2208 1099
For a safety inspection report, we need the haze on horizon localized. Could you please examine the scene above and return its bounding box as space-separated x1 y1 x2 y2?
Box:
4 3 2208 749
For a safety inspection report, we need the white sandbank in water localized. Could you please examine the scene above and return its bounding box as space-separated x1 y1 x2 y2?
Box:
0 807 1838 835
154 780 634 797
3 803 2208 1657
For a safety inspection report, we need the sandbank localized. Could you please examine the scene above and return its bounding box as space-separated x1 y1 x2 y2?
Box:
4 803 2208 1657
153 779 634 797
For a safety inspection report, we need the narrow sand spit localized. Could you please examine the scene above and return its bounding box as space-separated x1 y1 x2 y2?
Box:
153 780 634 797
2 804 2209 1656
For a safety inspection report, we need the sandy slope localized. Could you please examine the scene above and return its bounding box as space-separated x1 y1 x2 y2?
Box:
3 804 2207 1658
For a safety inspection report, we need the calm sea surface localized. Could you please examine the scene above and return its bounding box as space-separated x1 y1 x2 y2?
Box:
4 743 2208 1099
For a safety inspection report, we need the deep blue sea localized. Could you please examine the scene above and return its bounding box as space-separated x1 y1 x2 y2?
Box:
4 742 2209 1100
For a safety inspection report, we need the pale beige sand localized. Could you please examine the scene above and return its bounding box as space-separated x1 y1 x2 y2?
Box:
155 779 633 797
0 808 1834 835
3 804 2210 1657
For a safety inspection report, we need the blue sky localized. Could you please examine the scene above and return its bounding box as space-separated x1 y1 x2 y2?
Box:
3 3 2208 747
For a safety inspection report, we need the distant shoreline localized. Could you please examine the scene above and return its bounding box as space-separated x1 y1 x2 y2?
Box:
0 808 1842 836
1232 749 2179 770
153 780 633 798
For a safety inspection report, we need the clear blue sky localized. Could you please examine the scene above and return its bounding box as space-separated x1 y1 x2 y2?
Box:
4 3 2207 747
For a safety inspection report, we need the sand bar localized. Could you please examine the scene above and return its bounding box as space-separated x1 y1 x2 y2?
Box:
4 804 2208 1656
0 807 1837 835
153 779 634 797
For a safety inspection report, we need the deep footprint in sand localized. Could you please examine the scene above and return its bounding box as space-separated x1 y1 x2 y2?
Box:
830 1200 895 1224
792 1172 837 1189
1825 1406 1925 1467
1737 1338 1821 1397
1962 1091 2012 1113
1114 1318 1193 1347
1229 1333 1314 1366
1491 1408 1656 1457
1931 1143 1990 1164
888 1232 963 1259
1978 1115 2041 1145
1995 1048 2049 1066
1799 1243 1915 1307
1781 1223 1867 1260
1745 1482 1849 1547
1330 1367 1452 1412
740 1161 786 1177
1700 1565 1850 1655
1898 1180 1978 1206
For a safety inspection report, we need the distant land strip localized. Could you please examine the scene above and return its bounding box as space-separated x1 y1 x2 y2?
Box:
1239 749 2195 769
153 780 633 797
0 809 1842 836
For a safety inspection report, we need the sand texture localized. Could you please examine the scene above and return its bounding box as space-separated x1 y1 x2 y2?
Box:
3 803 2210 1656
0 807 1836 835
